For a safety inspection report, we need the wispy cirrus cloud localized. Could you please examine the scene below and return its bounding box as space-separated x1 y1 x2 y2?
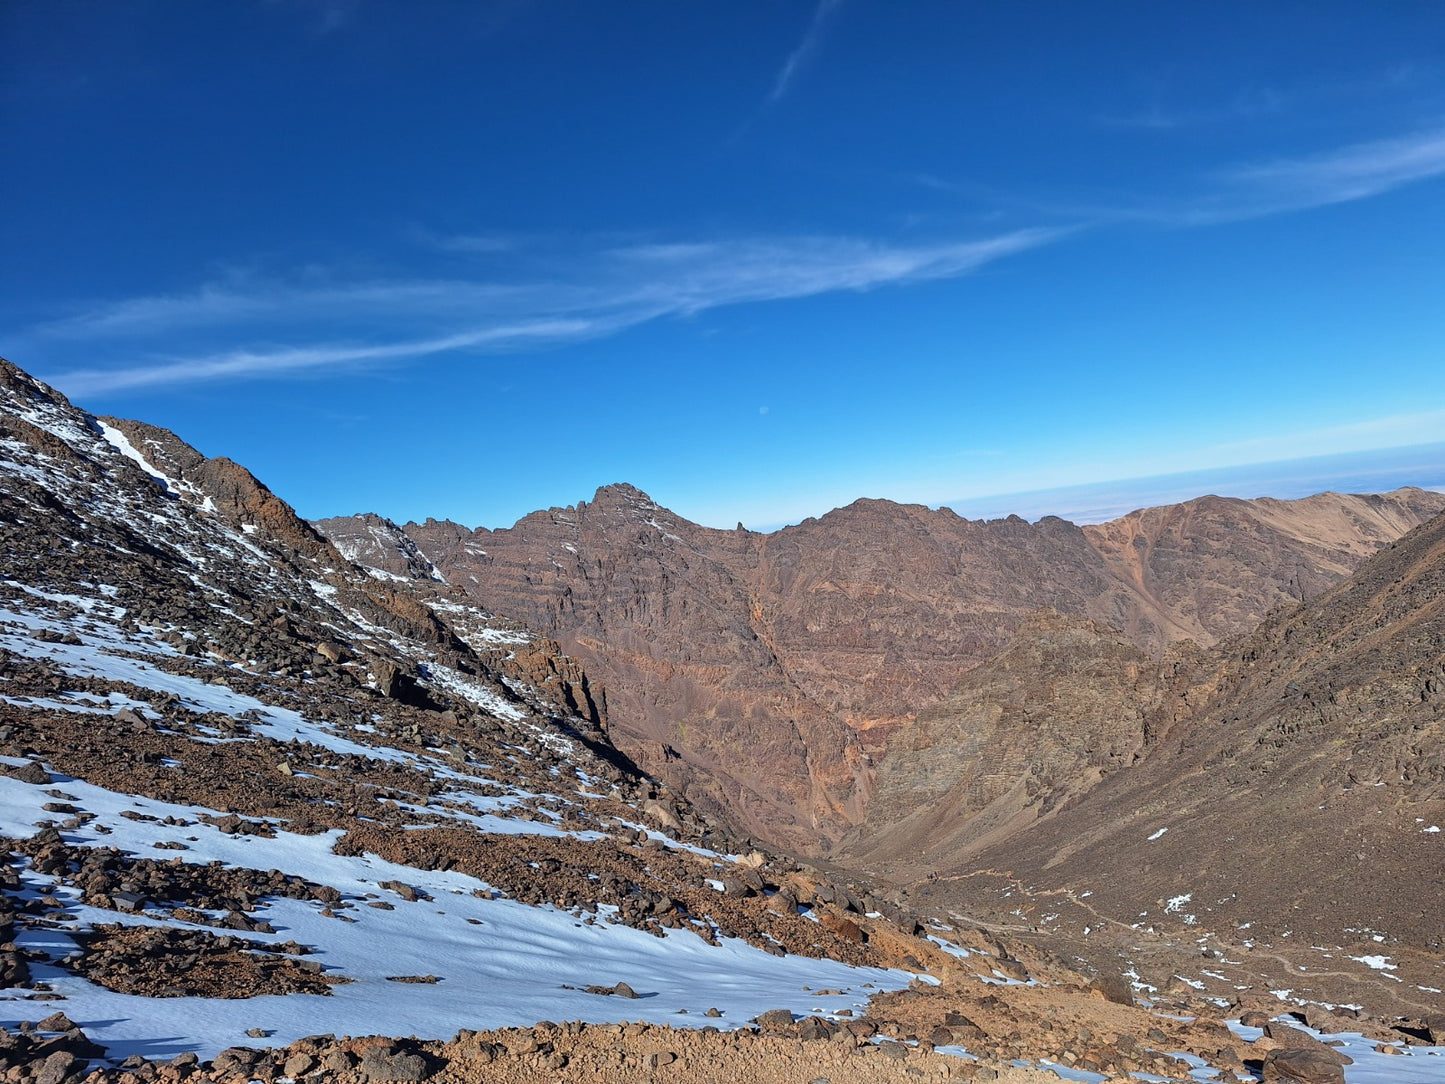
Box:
1218 125 1445 214
984 124 1445 227
769 0 844 104
48 320 602 397
36 228 1064 396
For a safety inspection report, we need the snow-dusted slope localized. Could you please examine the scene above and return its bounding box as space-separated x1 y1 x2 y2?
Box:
4 357 1441 1084
0 359 937 1071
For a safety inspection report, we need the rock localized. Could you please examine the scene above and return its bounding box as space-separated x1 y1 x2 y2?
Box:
1263 1023 1352 1064
322 1050 356 1072
33 1051 79 1084
818 911 865 943
360 1043 432 1082
36 1028 105 1061
796 1017 835 1041
766 891 798 917
284 1052 316 1077
1089 969 1135 1006
753 1009 795 1031
1300 1006 1350 1034
641 798 682 832
316 641 350 664
994 956 1029 980
379 879 419 902
1261 1048 1348 1083
112 890 146 912
35 1012 76 1032
1240 1011 1274 1028
585 981 640 998
718 876 749 897
7 760 51 785
212 1047 262 1072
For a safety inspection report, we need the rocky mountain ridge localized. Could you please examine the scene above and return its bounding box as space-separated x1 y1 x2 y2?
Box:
320 482 1445 855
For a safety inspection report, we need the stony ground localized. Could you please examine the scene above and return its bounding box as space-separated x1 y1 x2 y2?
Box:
2 1017 1072 1084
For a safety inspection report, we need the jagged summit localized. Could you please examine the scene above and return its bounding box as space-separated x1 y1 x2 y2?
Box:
315 511 448 584
586 481 660 507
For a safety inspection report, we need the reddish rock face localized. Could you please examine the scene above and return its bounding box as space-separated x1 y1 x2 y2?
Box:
324 482 1445 854
924 504 1445 970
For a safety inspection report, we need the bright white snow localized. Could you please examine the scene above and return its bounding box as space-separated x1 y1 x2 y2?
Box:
0 765 916 1062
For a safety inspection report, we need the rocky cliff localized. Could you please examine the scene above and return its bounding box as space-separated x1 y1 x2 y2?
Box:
321 483 1445 853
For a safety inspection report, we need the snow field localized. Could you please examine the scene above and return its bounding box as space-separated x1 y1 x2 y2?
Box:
0 764 914 1062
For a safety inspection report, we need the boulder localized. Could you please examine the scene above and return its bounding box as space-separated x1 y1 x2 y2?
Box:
1261 1048 1347 1083
1263 1022 1352 1064
359 1043 432 1082
753 1009 795 1032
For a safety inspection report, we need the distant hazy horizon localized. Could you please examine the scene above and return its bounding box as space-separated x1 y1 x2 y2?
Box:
947 442 1445 526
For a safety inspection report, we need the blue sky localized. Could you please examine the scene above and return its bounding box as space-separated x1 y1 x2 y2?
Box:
3 1 1444 530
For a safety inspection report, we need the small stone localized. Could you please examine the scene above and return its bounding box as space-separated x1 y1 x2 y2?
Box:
36 1011 76 1032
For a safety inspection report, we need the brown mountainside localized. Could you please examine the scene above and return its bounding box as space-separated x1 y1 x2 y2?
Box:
883 506 1445 1003
840 611 1192 873
320 483 1445 853
1080 489 1441 648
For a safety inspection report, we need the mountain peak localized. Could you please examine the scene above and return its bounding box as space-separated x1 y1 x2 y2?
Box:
588 481 662 510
